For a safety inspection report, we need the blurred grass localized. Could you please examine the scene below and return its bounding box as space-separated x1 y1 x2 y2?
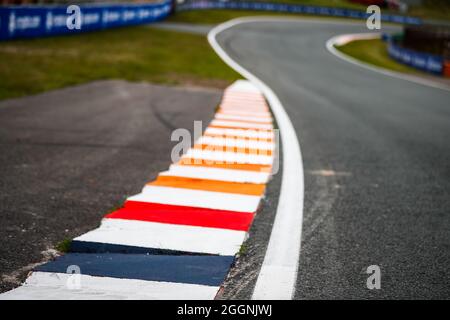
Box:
169 9 295 24
55 239 72 253
168 0 365 25
170 0 449 23
279 0 363 8
0 26 240 101
335 38 421 74
408 0 450 21
167 8 375 25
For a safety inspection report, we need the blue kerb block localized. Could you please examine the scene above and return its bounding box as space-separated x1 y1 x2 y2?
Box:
35 253 235 287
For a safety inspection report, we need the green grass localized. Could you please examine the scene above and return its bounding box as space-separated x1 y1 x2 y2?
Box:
267 0 450 21
169 9 293 24
55 239 72 253
168 8 374 25
335 38 422 74
168 1 366 25
238 243 248 255
170 0 449 24
0 26 240 101
166 0 367 25
218 0 365 10
273 0 363 8
409 0 450 22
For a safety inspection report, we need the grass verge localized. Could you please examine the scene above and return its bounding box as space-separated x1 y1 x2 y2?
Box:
238 243 248 255
265 0 364 9
56 239 72 253
169 0 449 24
168 8 364 25
0 25 240 101
409 0 450 22
164 0 376 25
335 38 422 74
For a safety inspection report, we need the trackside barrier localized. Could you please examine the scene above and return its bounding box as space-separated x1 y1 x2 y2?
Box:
178 0 422 25
383 33 445 75
0 0 172 41
0 0 423 41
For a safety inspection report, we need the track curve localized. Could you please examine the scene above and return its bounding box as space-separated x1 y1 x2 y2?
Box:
216 18 450 299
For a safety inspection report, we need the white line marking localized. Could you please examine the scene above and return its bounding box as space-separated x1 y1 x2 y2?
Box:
329 32 380 46
161 164 271 184
74 218 247 256
0 272 218 300
130 186 261 212
208 18 305 300
326 33 450 92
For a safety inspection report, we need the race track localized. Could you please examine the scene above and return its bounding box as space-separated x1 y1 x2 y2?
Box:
216 19 450 299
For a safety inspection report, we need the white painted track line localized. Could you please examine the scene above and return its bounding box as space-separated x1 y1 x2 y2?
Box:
326 33 450 92
209 18 305 300
130 186 261 212
0 272 218 300
74 218 247 256
161 164 271 184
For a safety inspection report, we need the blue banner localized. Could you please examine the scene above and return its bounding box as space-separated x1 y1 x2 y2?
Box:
0 1 172 41
387 41 443 75
178 0 422 25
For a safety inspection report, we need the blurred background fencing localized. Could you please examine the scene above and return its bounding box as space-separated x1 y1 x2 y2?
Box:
0 0 160 4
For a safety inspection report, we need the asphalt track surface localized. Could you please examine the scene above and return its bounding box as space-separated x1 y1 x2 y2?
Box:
215 19 450 299
2 19 450 300
0 80 221 293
